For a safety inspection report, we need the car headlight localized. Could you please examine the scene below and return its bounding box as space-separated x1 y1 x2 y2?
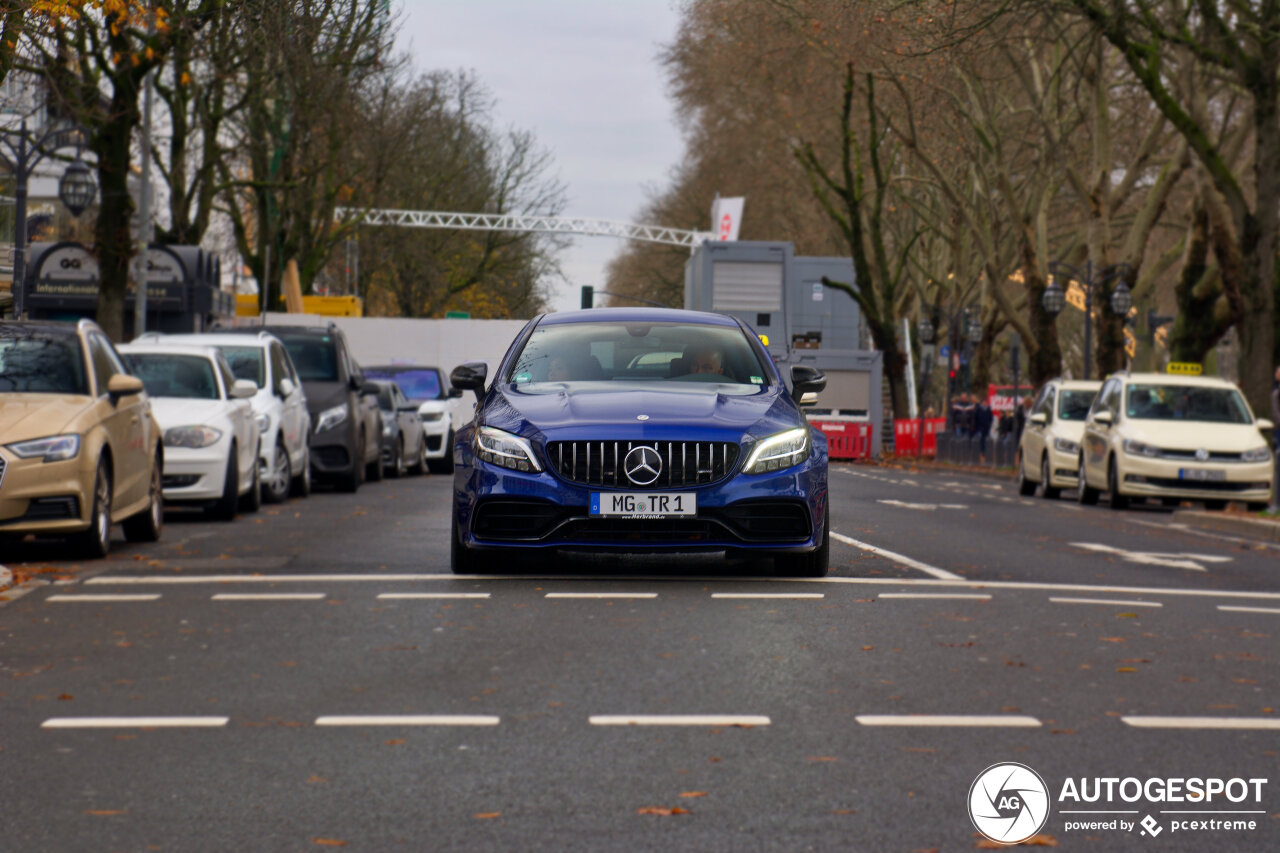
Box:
380 413 394 437
6 434 81 462
315 403 349 433
255 413 270 434
1052 437 1079 455
475 426 542 472
1242 446 1272 463
164 426 223 449
420 411 445 422
1122 439 1161 458
743 427 811 474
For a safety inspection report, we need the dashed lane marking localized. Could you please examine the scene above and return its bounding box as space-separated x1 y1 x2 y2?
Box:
710 593 824 599
87 574 485 584
1049 597 1163 608
855 715 1041 727
46 594 161 603
1122 717 1280 731
589 715 770 727
315 715 499 726
210 593 326 601
830 532 964 581
878 593 991 601
376 593 491 600
42 717 228 729
1217 605 1280 615
1069 542 1232 572
875 499 969 511
545 592 658 599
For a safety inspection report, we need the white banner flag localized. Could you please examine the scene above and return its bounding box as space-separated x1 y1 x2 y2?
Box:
710 197 745 241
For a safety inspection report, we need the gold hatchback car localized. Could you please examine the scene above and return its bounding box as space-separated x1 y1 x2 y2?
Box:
0 319 164 557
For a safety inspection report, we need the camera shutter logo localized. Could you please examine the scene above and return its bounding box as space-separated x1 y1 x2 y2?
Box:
968 762 1050 845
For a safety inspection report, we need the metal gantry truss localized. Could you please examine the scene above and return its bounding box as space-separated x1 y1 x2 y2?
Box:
336 207 713 248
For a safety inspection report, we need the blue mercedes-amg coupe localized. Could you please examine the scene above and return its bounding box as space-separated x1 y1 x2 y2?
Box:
449 308 829 575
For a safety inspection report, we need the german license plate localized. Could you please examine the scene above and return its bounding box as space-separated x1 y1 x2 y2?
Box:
590 492 696 518
1179 468 1226 482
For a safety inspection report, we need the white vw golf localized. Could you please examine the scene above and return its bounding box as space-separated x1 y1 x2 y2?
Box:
118 343 262 521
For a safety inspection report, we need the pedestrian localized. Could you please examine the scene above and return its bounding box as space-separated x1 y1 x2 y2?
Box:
1270 365 1280 513
1014 394 1032 442
975 396 994 463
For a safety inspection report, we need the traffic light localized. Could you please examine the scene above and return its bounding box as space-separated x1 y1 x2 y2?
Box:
580 285 594 309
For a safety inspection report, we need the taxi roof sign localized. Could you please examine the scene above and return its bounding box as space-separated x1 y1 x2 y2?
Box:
1166 362 1202 376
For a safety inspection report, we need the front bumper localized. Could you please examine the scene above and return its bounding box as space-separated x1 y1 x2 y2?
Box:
1117 455 1272 502
455 453 828 555
161 443 233 503
0 449 93 534
1046 446 1080 488
309 420 360 478
420 417 450 459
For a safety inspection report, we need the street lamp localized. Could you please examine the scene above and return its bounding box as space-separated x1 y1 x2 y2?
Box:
917 316 935 345
58 158 97 217
1044 259 1132 380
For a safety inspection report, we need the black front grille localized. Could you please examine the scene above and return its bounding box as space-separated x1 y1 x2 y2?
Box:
472 499 565 540
21 496 80 521
558 517 719 543
1142 477 1261 493
313 446 350 470
718 501 810 540
547 440 740 488
426 435 443 452
1157 449 1245 462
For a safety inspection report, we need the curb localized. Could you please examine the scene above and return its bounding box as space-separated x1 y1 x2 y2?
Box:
1173 510 1280 543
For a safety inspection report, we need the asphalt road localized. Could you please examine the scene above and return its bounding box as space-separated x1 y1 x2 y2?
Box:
1 464 1278 851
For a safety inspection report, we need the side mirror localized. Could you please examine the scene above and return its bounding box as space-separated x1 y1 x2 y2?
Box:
448 387 464 399
107 373 144 402
450 362 489 402
789 364 826 406
1257 418 1274 431
278 377 296 399
1093 411 1114 426
231 379 258 399
361 381 381 396
349 374 362 392
1030 412 1047 426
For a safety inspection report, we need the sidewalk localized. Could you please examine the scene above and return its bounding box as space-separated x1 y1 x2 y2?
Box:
856 455 1280 544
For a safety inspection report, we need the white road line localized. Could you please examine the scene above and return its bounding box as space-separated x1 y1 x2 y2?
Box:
1130 518 1280 551
46 594 161 603
856 715 1041 727
1121 717 1280 731
376 593 491 600
830 532 963 581
1049 597 1163 608
211 593 326 601
545 592 658 599
314 715 500 726
1069 542 1231 572
878 593 991 600
589 715 770 727
42 717 229 729
1217 605 1280 615
87 574 524 584
710 593 825 600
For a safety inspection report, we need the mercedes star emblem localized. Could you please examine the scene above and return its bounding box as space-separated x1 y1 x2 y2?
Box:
623 445 662 486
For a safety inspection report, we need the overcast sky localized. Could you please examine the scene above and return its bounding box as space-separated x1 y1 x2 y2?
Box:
394 0 687 313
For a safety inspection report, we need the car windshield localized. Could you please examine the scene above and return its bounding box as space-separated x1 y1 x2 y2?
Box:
123 353 220 400
279 335 338 382
1058 390 1096 421
366 368 442 401
216 346 266 388
0 334 88 395
1124 384 1252 424
507 321 769 393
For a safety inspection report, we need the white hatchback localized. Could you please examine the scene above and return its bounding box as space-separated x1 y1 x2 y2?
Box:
118 343 262 521
139 331 311 502
1016 379 1102 498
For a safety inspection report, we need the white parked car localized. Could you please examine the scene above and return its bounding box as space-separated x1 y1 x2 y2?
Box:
118 343 262 521
143 331 311 502
363 364 468 473
1016 378 1102 498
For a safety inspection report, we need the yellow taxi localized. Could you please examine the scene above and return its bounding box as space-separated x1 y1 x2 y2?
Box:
0 320 164 556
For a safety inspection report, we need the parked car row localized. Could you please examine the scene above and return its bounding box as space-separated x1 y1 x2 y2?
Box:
0 318 461 558
1016 370 1275 511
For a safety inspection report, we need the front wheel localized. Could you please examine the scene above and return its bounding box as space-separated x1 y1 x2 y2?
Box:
1077 457 1099 506
1107 457 1129 510
123 452 163 543
239 448 262 513
75 458 113 558
773 511 829 578
1040 455 1060 500
450 509 482 574
291 444 312 498
208 447 240 521
263 440 291 503
1204 499 1227 511
389 438 404 478
1016 453 1036 496
366 431 384 483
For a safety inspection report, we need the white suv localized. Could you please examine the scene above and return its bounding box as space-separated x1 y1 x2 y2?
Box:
141 332 312 502
1078 371 1274 511
1016 379 1101 498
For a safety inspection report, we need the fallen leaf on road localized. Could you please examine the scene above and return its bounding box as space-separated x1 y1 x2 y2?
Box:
57 693 73 701
384 739 405 746
806 756 839 762
312 840 347 847
679 791 707 798
637 807 689 816
1117 667 1136 672
1099 637 1125 643
474 812 501 819
974 832 1057 847
85 810 125 816
862 645 875 651
1117 613 1139 619
307 775 329 783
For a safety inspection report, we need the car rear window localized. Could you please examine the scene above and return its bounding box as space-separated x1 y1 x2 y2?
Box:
216 346 266 388
123 353 220 400
507 322 769 393
279 335 339 382
366 368 443 401
0 335 88 395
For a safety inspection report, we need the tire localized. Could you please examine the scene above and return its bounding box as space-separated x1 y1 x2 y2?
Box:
1016 453 1036 496
263 440 291 503
365 431 384 483
1107 457 1129 510
1161 497 1182 508
450 509 482 574
1246 502 1269 513
291 444 312 498
75 457 113 558
409 435 428 475
1040 455 1060 500
428 430 455 474
208 447 240 521
1077 457 1099 506
773 510 829 578
389 438 404 479
337 440 364 493
1204 499 1227 511
239 449 262 513
123 452 164 543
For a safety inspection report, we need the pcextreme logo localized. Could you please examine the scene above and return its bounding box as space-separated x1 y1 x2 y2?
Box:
968 762 1051 845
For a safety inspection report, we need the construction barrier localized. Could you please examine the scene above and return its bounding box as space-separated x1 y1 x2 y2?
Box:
810 418 873 460
894 418 946 456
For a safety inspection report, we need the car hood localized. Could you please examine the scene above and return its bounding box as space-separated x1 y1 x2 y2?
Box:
1123 420 1270 452
482 382 802 444
0 394 96 442
1050 421 1086 443
148 397 235 430
301 382 349 415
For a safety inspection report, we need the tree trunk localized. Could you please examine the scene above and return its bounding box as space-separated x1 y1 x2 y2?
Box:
1169 204 1230 362
1240 51 1280 415
867 315 909 420
92 84 142 342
